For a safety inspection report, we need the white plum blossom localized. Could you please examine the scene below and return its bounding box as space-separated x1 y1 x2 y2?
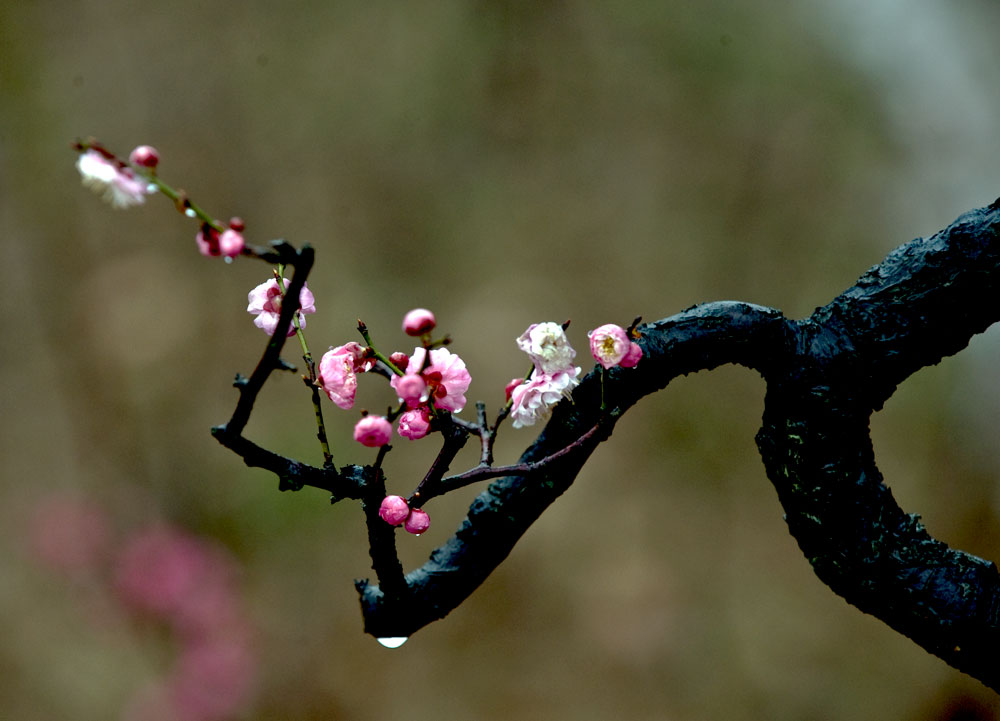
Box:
516 322 578 375
509 370 580 429
76 149 152 209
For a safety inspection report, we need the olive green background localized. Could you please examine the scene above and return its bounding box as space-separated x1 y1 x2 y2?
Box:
3 1 1000 719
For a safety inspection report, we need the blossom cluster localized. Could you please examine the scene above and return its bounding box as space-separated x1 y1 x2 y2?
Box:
507 322 582 429
315 308 472 447
74 141 645 539
378 495 431 535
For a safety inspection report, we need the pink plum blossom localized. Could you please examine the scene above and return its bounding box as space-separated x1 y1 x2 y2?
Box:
517 322 578 375
397 406 432 440
393 347 471 413
509 369 580 429
402 308 436 336
379 495 410 526
404 509 430 535
246 277 315 336
77 149 152 208
318 342 375 410
588 323 631 369
354 415 393 447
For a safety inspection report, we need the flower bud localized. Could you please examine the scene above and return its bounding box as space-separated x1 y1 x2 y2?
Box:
388 352 409 373
619 341 643 368
395 373 427 408
219 229 245 258
588 324 630 369
404 509 430 535
397 407 431 440
378 495 410 526
505 377 523 402
196 225 220 257
129 145 160 169
354 415 393 447
228 216 245 232
402 308 436 336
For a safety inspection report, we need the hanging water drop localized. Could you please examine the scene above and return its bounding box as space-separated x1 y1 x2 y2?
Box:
184 208 196 218
377 637 409 649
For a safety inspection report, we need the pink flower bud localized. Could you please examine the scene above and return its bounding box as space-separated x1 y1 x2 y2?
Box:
588 324 630 369
394 373 427 408
620 341 643 368
505 377 523 402
404 509 430 535
196 225 221 257
378 495 410 526
219 229 245 258
129 145 160 168
354 415 392 447
228 216 245 232
397 407 431 440
402 308 436 336
388 352 409 373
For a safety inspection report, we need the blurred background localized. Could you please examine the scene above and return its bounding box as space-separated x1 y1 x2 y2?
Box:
3 1 1000 719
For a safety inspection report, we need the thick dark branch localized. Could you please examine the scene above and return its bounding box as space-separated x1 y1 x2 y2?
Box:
358 200 1000 692
357 301 790 638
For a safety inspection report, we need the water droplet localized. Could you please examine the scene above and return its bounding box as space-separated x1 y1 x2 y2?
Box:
146 183 158 193
377 637 408 649
224 256 233 265
184 208 196 218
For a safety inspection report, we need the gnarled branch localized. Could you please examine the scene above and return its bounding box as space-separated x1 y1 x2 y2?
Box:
358 200 1000 689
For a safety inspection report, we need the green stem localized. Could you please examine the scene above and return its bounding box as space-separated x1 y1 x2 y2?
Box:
274 266 333 466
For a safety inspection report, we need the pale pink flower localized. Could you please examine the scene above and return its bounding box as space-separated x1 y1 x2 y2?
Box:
620 341 643 368
379 495 410 526
246 277 315 336
354 415 392 447
397 406 431 440
317 342 374 409
404 509 430 535
115 526 234 620
516 322 578 375
588 323 631 369
402 308 436 336
395 347 471 413
77 149 152 208
509 369 580 428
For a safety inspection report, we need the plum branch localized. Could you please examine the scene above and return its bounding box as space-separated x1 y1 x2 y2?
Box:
71 139 1000 689
357 199 1000 690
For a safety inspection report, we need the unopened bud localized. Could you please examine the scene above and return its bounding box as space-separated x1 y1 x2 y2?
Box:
402 308 436 337
129 145 160 169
